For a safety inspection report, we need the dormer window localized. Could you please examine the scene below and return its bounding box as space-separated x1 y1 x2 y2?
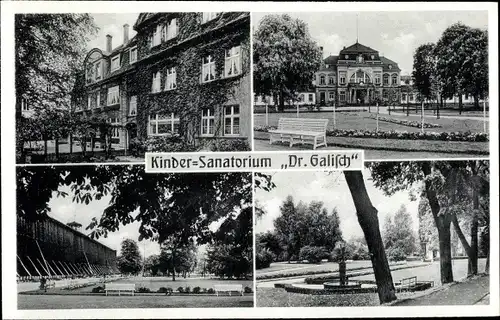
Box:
325 64 329 69
151 25 162 48
129 46 137 64
202 12 219 23
389 64 393 69
95 61 102 80
344 54 349 59
371 54 375 59
111 55 120 72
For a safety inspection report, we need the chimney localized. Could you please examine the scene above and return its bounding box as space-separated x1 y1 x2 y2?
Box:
123 24 130 44
106 34 112 52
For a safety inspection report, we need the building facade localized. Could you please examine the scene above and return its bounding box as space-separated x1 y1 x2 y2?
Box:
315 42 401 106
17 215 117 280
77 12 251 151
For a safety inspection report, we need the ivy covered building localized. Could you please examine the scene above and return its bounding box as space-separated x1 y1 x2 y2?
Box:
78 12 251 151
314 42 401 106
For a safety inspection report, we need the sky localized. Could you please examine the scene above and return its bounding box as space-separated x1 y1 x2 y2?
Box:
88 13 140 51
252 11 488 75
255 169 421 241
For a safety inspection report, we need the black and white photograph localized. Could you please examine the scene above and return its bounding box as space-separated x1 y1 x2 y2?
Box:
16 165 254 309
255 161 491 307
253 11 489 158
16 11 251 164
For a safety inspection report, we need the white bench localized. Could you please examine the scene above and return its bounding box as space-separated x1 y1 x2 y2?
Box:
105 283 135 296
213 284 244 296
269 118 328 150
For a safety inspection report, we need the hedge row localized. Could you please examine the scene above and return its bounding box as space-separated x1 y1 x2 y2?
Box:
281 284 377 295
91 285 253 294
255 125 488 142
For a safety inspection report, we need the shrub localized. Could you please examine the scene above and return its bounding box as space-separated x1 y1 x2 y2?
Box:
192 286 201 294
207 288 215 294
244 286 253 293
325 128 489 142
157 287 173 295
129 137 147 157
184 286 191 293
201 287 208 293
209 138 251 151
91 286 105 293
136 286 151 293
177 286 184 293
146 135 199 153
256 247 275 269
298 246 329 263
387 246 407 262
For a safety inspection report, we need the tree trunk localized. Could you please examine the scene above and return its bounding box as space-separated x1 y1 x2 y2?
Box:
474 94 479 109
458 94 463 115
422 162 454 283
469 190 479 275
44 137 48 158
172 249 176 281
437 94 442 119
485 250 489 274
344 171 397 304
451 213 474 276
55 138 60 160
69 134 73 155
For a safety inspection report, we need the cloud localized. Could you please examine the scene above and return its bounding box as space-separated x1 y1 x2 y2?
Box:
315 33 346 57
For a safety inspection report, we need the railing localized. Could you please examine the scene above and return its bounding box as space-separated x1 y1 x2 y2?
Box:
398 276 417 292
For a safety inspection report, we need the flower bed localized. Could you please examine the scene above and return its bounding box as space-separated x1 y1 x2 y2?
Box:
255 126 488 142
367 114 442 129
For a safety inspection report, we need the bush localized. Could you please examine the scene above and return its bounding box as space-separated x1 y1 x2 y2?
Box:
207 288 215 294
177 286 184 293
136 286 151 293
201 287 208 293
244 286 253 293
129 137 147 157
209 138 251 151
387 247 407 262
256 247 275 269
192 286 201 294
91 286 105 293
146 135 199 153
325 128 489 142
184 286 191 293
299 246 329 263
157 287 173 295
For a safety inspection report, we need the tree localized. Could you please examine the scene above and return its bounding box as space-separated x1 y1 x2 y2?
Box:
383 205 417 261
15 14 98 159
343 171 397 304
256 231 282 260
253 14 322 111
461 28 488 108
159 241 197 280
273 196 305 262
144 254 161 276
117 239 143 275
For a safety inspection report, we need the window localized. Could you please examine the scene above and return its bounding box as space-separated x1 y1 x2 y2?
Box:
350 70 371 84
151 71 161 93
329 92 335 101
202 12 219 23
225 46 241 77
402 93 407 101
151 25 162 48
383 90 388 99
409 94 414 101
371 54 375 60
21 98 29 111
111 55 120 72
344 54 349 59
107 118 120 139
148 113 179 135
201 108 215 136
129 96 137 116
166 19 178 40
392 74 398 85
383 74 389 85
375 73 381 85
95 61 102 80
224 105 240 136
308 94 314 102
328 75 335 85
107 86 120 105
88 94 92 109
96 91 100 108
339 91 346 102
202 55 215 83
319 75 325 85
339 72 346 85
129 47 137 64
165 67 177 90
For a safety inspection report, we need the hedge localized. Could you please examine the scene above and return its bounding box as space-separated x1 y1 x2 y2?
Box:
367 114 442 129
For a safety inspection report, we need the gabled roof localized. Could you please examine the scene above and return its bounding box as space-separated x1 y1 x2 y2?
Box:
340 42 378 55
134 13 161 30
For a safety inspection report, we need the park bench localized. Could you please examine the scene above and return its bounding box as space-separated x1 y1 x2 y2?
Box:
398 276 417 292
105 283 135 296
213 284 244 296
269 118 329 150
46 280 56 289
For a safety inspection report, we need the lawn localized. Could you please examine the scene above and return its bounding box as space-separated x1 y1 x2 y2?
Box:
254 111 486 133
257 260 373 278
18 294 254 309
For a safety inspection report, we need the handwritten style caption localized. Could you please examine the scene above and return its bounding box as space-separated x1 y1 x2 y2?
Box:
145 151 363 173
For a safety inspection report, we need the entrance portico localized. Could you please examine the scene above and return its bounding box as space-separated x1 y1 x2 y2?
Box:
347 84 375 105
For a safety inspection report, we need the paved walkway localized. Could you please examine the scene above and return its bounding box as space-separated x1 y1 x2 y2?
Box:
393 275 490 306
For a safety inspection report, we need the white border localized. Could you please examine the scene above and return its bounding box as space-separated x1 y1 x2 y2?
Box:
2 1 498 319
